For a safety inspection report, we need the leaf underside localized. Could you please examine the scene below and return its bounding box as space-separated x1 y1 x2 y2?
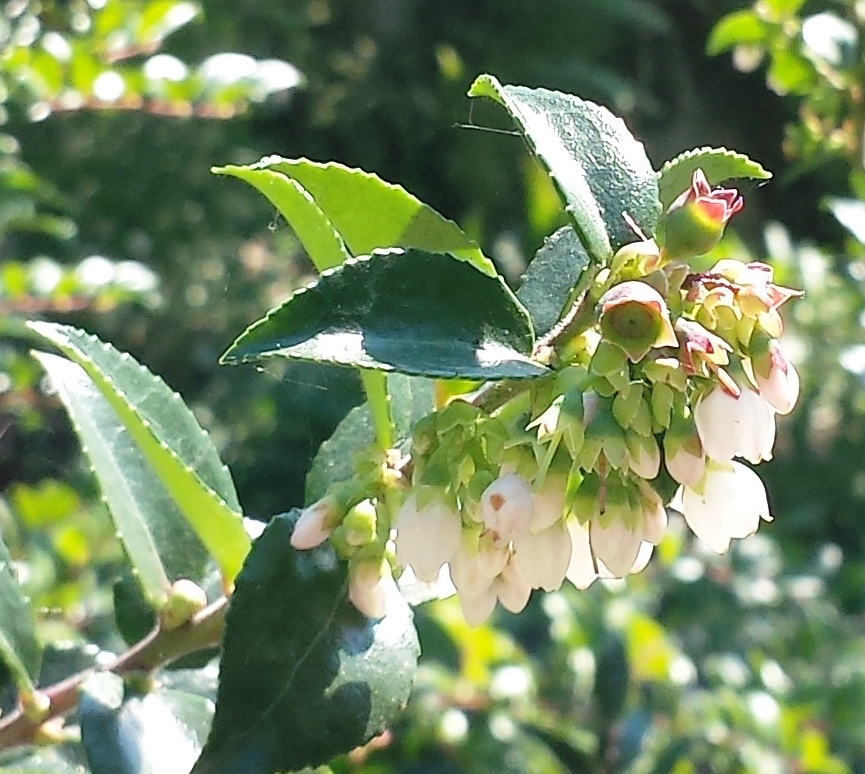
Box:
517 225 592 337
28 322 250 586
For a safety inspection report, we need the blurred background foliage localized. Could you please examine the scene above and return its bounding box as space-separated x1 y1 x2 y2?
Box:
3 0 865 772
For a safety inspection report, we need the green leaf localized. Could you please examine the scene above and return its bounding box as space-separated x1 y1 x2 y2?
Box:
35 352 210 606
214 157 494 276
81 672 214 774
28 322 250 585
221 248 547 380
707 10 769 55
516 226 591 337
306 373 435 503
0 535 40 697
213 165 350 272
192 512 420 774
468 74 660 263
658 147 772 209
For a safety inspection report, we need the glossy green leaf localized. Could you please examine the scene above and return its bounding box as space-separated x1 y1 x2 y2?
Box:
516 226 592 337
0 535 40 697
213 165 350 272
81 672 214 774
658 147 772 209
28 322 250 584
214 157 494 276
306 373 435 503
192 512 420 774
221 248 547 380
468 74 660 263
35 352 210 606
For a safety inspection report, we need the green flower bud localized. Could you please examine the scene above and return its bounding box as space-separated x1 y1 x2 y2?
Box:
598 281 678 363
659 169 743 260
159 579 208 631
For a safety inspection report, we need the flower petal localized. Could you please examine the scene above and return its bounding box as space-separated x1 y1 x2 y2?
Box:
395 495 462 582
565 519 597 590
513 522 572 591
590 519 641 577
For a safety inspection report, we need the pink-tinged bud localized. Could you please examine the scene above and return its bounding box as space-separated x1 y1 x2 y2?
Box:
637 481 667 545
661 169 743 259
481 473 534 542
664 429 706 487
753 339 799 415
349 558 396 619
598 281 678 363
626 431 661 480
291 497 339 550
675 318 732 376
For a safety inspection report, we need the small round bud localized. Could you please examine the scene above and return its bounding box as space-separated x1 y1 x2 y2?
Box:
159 579 208 631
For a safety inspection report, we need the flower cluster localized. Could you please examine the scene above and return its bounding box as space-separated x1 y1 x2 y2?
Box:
290 169 803 625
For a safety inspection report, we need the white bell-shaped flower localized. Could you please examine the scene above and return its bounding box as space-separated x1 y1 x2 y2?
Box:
481 473 534 542
512 521 572 591
565 519 598 590
394 494 461 582
494 558 532 614
694 385 775 463
530 473 567 533
449 536 508 600
672 461 772 553
590 519 643 578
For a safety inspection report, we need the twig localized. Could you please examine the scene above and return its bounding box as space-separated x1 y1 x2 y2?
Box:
0 597 228 750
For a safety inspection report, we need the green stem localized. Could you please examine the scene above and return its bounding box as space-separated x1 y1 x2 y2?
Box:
360 370 394 450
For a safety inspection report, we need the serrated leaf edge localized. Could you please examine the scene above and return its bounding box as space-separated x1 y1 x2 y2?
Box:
221 249 545 379
29 323 250 583
468 75 612 262
215 157 497 277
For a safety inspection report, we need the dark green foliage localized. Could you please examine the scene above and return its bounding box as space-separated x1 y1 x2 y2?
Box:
193 512 419 774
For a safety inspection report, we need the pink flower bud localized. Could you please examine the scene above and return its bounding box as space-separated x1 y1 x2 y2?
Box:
291 497 339 550
349 558 396 619
675 318 732 376
598 280 678 363
752 339 800 415
664 430 706 487
661 169 743 259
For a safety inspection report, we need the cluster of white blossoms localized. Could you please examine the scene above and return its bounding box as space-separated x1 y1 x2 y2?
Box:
290 170 803 624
